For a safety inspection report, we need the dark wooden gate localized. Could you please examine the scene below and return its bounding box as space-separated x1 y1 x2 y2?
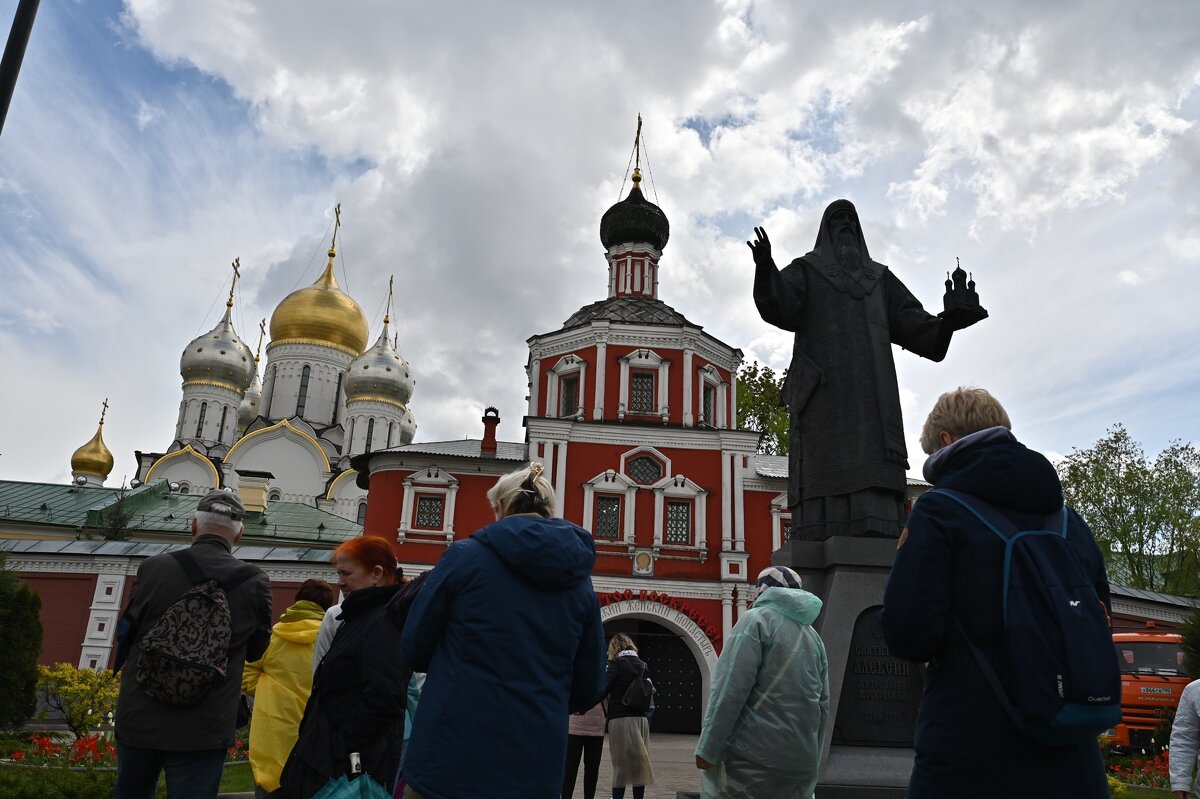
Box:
605 618 703 734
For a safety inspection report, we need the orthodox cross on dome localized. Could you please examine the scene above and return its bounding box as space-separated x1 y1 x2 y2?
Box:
329 202 342 257
255 318 266 364
384 274 394 326
227 257 241 309
99 397 109 426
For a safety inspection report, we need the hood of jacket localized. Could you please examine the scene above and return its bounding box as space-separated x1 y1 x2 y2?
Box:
270 600 327 644
473 514 596 592
925 427 1063 514
752 586 823 625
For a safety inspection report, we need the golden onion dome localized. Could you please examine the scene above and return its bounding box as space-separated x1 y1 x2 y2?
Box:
71 412 114 479
344 316 415 407
269 249 369 355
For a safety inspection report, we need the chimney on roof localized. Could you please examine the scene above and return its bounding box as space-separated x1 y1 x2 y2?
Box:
481 407 500 454
235 469 275 514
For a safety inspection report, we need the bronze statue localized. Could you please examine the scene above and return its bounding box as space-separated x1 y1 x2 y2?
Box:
751 199 986 540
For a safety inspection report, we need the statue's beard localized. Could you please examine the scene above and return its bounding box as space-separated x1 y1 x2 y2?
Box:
835 230 862 270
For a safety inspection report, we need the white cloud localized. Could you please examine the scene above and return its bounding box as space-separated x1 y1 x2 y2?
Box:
2 0 1200 484
134 99 162 129
1117 270 1142 285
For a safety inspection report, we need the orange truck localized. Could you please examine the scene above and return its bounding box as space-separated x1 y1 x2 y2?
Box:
1110 627 1192 752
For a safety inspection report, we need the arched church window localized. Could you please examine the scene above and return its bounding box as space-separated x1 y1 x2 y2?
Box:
218 406 229 441
333 372 343 423
196 402 208 439
296 365 311 417
388 421 395 448
357 502 368 525
365 418 375 452
268 489 282 502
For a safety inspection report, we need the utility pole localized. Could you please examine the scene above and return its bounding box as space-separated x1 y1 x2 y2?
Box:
0 0 41 135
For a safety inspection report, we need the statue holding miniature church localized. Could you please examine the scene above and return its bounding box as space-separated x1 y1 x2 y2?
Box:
751 199 987 541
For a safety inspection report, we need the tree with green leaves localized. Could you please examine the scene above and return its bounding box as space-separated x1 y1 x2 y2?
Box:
0 553 43 730
1058 424 1200 594
736 361 789 455
1180 609 1200 679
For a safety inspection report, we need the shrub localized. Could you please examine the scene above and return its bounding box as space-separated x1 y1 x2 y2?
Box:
1107 774 1126 797
0 576 43 730
0 765 116 799
35 664 119 740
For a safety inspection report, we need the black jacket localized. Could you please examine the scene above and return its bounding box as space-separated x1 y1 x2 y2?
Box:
278 580 416 798
881 431 1110 799
114 535 272 751
605 654 650 720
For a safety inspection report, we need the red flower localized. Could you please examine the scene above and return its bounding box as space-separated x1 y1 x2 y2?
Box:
11 751 25 762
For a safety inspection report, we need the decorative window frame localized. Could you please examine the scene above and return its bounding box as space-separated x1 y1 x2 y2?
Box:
399 466 459 544
697 365 728 429
412 493 446 530
617 349 669 422
651 474 708 552
581 469 638 547
619 446 671 486
356 500 368 526
545 354 587 420
770 492 792 552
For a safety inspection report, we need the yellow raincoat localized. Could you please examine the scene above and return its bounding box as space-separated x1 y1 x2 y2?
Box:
242 599 327 793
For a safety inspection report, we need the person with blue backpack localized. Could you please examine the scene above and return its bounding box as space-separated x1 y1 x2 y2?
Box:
882 387 1117 798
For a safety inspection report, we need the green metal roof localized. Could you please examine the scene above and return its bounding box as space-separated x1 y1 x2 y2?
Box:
0 479 360 548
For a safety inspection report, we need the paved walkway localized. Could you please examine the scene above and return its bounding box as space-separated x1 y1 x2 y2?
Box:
566 733 701 799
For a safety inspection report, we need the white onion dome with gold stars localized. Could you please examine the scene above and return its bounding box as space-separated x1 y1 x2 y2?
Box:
180 304 256 393
71 418 114 479
344 316 414 407
270 250 369 356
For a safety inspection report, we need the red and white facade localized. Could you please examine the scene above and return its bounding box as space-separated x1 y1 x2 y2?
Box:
357 172 793 731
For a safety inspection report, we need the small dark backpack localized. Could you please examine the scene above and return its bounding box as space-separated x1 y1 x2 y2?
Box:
134 549 257 707
621 663 655 713
930 489 1121 745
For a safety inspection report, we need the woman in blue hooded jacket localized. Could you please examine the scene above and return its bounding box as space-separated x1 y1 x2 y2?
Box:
881 387 1110 798
399 463 607 799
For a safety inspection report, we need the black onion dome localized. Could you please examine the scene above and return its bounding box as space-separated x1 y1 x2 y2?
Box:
563 296 694 330
600 185 670 251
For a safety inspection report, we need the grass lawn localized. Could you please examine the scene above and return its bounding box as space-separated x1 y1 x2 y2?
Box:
153 762 254 796
1121 787 1172 797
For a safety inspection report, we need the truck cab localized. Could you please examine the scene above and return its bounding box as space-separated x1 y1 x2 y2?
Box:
1111 627 1191 752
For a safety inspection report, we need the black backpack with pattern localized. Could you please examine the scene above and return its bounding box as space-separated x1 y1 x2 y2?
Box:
134 549 257 707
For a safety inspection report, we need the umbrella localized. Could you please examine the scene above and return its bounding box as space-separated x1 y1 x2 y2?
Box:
310 774 391 799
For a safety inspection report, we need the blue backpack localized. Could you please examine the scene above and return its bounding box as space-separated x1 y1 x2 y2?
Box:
930 488 1121 746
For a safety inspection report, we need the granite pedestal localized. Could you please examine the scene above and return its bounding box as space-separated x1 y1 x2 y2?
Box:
774 536 919 798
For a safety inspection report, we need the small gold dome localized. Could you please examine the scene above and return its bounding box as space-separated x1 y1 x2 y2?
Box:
269 252 369 355
71 421 114 478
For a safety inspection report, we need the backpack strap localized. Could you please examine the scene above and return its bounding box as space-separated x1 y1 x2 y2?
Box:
928 489 1067 540
953 617 1024 730
169 548 259 593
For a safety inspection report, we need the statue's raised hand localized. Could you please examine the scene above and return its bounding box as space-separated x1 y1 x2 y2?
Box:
748 226 775 270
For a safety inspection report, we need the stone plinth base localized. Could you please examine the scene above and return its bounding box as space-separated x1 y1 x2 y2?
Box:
774 536 915 794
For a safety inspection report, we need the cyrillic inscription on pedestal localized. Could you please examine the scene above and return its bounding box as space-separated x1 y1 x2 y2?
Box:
832 605 922 747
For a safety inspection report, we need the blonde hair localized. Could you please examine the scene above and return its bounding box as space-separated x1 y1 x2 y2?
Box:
919 387 1012 454
607 633 636 660
487 462 556 518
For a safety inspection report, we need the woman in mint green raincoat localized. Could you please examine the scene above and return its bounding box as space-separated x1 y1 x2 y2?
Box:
695 566 829 799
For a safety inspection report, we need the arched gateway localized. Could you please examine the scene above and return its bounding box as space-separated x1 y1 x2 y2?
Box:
600 599 718 733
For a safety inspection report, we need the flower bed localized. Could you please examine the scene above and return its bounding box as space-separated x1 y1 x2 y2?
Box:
1109 750 1170 789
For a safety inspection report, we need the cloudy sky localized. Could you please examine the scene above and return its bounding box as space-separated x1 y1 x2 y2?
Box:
2 0 1198 486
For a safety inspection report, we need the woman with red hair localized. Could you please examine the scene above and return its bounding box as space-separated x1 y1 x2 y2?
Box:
278 536 416 798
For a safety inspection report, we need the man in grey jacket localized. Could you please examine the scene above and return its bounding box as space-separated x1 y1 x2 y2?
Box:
114 488 272 799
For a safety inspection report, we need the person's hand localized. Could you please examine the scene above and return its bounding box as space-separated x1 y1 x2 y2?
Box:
748 226 774 270
696 756 714 770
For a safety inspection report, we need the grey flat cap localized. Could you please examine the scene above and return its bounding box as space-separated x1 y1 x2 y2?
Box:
196 488 245 521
